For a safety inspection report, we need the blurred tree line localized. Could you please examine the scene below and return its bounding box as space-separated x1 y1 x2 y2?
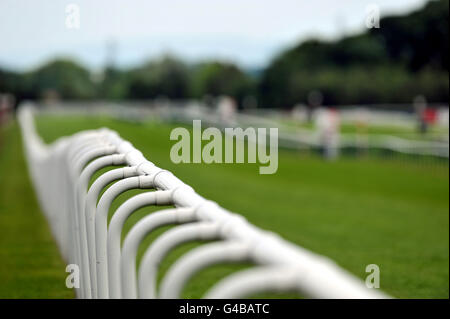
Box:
0 0 448 109
259 0 448 108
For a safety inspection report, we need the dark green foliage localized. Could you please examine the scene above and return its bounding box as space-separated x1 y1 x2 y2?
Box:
258 0 449 108
29 59 96 99
127 56 190 100
370 0 448 71
190 61 255 106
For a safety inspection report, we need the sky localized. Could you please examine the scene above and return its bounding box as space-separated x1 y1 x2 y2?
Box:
0 0 428 71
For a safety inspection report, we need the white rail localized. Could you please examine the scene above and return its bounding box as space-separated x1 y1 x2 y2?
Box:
18 103 389 299
31 103 450 159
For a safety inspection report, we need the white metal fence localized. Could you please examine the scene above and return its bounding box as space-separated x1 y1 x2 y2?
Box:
34 102 449 160
18 104 388 299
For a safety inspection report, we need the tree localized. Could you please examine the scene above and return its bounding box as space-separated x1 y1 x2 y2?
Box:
370 0 448 71
99 67 128 100
127 56 189 100
258 0 449 108
29 59 95 99
191 61 254 107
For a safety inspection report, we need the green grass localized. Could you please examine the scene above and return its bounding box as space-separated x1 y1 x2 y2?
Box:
0 114 448 298
0 122 74 298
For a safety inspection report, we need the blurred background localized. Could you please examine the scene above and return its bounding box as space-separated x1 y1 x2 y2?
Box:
0 0 448 298
0 0 449 161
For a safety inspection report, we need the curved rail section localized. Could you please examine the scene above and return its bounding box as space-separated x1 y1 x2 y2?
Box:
18 104 389 299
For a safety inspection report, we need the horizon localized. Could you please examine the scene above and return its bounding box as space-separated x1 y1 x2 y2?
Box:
0 0 428 72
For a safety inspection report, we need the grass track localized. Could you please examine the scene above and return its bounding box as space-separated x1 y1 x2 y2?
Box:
0 114 448 298
0 122 74 298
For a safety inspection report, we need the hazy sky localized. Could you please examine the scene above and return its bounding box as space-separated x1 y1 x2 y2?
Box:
0 0 428 71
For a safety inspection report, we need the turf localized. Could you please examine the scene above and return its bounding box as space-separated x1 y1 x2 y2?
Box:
0 122 74 298
0 114 448 298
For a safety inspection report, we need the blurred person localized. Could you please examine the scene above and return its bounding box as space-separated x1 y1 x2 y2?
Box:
0 93 14 151
414 95 437 134
217 95 237 126
0 93 14 126
437 108 449 128
315 107 340 160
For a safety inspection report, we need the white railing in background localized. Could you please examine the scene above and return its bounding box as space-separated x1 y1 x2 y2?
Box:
18 103 388 299
34 102 450 159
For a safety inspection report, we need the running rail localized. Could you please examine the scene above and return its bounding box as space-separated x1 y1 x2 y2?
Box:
17 104 389 299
